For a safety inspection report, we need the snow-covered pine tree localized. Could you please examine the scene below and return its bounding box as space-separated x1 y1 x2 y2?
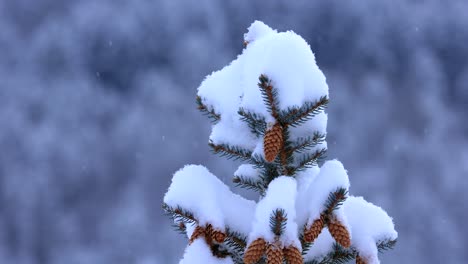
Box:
163 21 397 264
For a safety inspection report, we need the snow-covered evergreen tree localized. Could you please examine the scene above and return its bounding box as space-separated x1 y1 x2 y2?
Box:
163 21 397 264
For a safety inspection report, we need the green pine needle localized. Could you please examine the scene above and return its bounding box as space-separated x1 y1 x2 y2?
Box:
233 175 266 195
324 188 348 215
288 132 327 154
295 148 327 170
162 203 198 225
279 96 329 127
225 228 248 255
269 208 287 237
377 239 397 252
238 108 267 137
209 142 253 161
196 96 221 123
258 74 280 119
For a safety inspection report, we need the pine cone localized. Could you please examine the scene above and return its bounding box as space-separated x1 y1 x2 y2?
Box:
264 123 283 162
328 219 351 248
204 224 226 243
356 255 367 264
211 230 226 243
304 216 325 243
189 226 205 244
283 245 302 264
266 242 284 264
243 238 267 264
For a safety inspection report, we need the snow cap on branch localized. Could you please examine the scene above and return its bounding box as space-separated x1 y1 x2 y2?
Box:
243 20 277 44
344 196 398 264
241 30 328 118
164 165 256 234
304 160 350 225
249 176 300 249
234 164 260 180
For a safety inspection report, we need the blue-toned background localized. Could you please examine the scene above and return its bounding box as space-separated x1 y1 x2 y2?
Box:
1 1 467 263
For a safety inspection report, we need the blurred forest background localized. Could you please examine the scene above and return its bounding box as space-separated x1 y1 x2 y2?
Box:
0 0 467 263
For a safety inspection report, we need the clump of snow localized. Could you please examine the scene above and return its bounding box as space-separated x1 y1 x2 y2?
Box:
209 116 257 149
241 31 328 115
243 21 277 44
198 58 244 118
164 165 224 229
197 20 329 155
221 185 256 235
295 167 320 227
249 177 300 249
303 160 350 225
179 239 234 264
303 229 335 262
234 164 260 180
344 196 398 264
164 165 256 235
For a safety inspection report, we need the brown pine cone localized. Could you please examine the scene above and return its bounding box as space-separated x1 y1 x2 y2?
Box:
266 242 284 264
283 245 302 264
264 123 283 162
356 255 367 264
211 229 226 243
328 219 351 248
304 216 325 243
243 238 267 264
204 224 226 243
189 226 205 244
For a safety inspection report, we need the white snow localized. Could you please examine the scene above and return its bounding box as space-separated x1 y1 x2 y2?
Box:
179 239 234 264
241 30 328 113
198 57 244 118
164 165 256 235
303 160 350 226
303 229 335 262
164 165 224 229
243 21 277 44
249 177 300 249
234 164 260 180
209 116 257 149
295 167 320 227
221 186 256 236
288 112 328 141
197 20 329 156
344 196 398 264
169 20 396 264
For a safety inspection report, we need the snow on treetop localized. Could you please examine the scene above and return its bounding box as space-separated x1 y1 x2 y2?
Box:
167 20 397 264
241 29 327 115
243 20 277 44
198 20 328 147
164 165 255 234
344 196 398 264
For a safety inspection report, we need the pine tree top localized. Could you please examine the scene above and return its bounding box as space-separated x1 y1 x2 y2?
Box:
164 21 397 264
